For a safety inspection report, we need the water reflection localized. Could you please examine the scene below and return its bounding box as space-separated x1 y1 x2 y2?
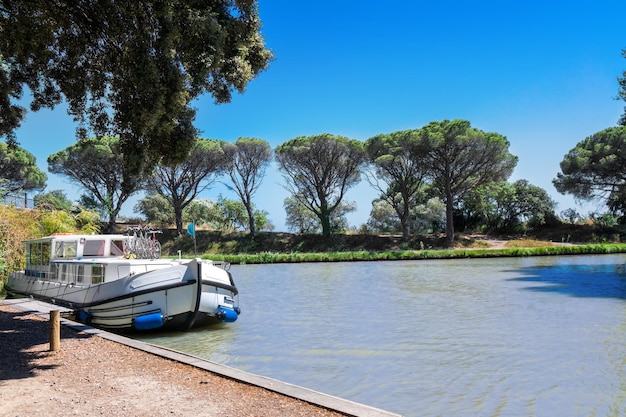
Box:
134 254 626 417
509 260 626 298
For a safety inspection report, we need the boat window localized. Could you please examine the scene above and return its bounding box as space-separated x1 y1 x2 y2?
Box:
27 241 51 265
77 265 84 284
54 241 77 258
49 265 57 281
92 265 104 284
110 240 124 256
28 243 41 265
41 242 50 264
83 239 105 256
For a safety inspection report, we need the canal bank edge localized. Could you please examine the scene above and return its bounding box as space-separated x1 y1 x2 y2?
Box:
2 298 402 417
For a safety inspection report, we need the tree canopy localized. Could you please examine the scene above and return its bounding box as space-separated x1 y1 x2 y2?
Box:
0 142 47 197
222 137 272 237
417 120 518 246
284 195 353 234
147 138 225 235
365 130 428 240
34 189 74 212
47 136 144 232
464 180 557 232
553 126 626 214
276 134 366 236
0 1 272 173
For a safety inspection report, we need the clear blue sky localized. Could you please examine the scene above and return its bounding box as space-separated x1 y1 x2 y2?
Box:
11 0 626 231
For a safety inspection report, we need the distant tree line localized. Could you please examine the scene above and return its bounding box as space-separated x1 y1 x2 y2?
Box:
5 116 626 247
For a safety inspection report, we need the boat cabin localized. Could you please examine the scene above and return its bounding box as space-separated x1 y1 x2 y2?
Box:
23 234 128 284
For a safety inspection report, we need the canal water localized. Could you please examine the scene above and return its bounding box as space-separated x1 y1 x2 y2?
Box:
135 254 626 417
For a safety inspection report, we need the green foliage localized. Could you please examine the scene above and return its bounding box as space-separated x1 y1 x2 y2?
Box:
0 206 39 281
39 209 101 236
0 205 99 286
221 137 272 237
367 199 401 233
214 195 273 232
592 213 619 231
365 130 428 239
463 180 558 232
0 1 272 174
414 197 447 233
276 134 367 236
48 136 144 232
34 189 75 212
560 208 581 225
417 119 518 245
198 243 626 264
134 194 273 233
367 196 445 234
134 193 174 226
554 126 626 215
217 196 250 231
183 199 222 228
0 142 47 195
284 195 353 234
148 138 226 234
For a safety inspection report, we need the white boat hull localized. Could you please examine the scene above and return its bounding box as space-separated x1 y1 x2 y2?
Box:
8 257 239 332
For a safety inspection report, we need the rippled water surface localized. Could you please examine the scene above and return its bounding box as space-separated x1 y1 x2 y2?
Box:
135 255 626 416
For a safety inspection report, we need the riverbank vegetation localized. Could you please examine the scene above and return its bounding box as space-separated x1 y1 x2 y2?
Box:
197 243 626 265
157 223 626 264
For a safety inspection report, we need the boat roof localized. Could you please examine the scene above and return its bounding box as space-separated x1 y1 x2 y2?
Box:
25 234 128 243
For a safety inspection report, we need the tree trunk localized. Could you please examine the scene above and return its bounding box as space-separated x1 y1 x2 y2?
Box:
444 190 455 247
245 202 256 238
174 205 184 236
320 213 331 236
105 216 116 234
319 199 331 236
400 216 410 241
400 193 411 241
105 204 120 233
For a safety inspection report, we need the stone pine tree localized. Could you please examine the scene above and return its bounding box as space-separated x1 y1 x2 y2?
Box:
221 138 272 238
553 126 626 215
365 130 428 240
0 142 47 198
147 139 226 236
417 120 518 247
275 134 367 237
48 136 144 233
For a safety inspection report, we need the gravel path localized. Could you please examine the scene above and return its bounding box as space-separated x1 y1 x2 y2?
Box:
0 304 346 417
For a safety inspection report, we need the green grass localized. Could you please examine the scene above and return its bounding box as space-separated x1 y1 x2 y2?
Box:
186 243 626 264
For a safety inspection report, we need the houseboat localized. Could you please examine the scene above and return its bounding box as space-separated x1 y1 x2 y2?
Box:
6 233 240 332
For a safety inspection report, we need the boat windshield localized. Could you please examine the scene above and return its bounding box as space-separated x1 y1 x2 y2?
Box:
54 241 77 258
26 241 51 265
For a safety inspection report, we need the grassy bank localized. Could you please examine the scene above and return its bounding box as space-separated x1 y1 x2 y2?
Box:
188 243 626 265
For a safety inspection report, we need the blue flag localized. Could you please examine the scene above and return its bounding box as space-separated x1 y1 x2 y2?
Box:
187 222 195 237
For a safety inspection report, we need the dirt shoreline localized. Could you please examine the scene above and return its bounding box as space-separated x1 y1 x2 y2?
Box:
0 304 349 417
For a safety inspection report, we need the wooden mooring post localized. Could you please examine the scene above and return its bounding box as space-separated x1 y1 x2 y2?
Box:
49 310 60 352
